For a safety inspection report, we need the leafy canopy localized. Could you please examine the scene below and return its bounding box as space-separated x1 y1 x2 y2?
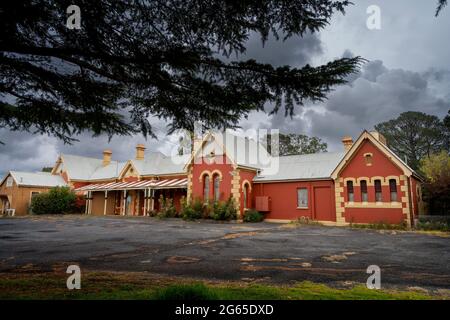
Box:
1 0 363 143
263 133 327 156
374 111 447 170
420 151 450 215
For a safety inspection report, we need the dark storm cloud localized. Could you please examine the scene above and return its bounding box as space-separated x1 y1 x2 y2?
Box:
0 119 177 177
303 60 449 150
0 129 58 175
242 32 323 67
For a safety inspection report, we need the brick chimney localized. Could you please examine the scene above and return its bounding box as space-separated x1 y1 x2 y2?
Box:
135 144 146 160
102 149 112 166
370 131 387 145
342 136 354 152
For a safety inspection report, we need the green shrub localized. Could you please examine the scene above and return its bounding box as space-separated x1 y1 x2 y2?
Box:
179 197 237 221
152 283 219 300
210 197 237 221
243 209 264 222
180 197 202 220
350 221 407 230
30 187 77 215
209 201 226 220
157 195 177 218
73 194 86 213
148 210 158 217
415 218 450 231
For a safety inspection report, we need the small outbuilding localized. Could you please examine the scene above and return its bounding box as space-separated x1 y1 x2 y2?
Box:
0 171 67 216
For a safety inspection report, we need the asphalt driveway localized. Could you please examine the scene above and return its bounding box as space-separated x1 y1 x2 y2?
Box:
0 215 449 289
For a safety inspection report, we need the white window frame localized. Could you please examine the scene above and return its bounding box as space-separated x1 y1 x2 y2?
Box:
297 188 308 209
30 191 41 202
6 177 13 187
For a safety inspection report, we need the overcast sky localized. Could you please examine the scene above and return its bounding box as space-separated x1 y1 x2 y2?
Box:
1 0 449 176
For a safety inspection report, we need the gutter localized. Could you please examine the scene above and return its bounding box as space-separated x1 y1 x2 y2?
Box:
253 177 332 184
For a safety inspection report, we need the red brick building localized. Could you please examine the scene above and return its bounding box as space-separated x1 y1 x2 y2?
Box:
1 130 424 227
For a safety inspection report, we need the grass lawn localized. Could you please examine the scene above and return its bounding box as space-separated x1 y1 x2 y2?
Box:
0 271 447 300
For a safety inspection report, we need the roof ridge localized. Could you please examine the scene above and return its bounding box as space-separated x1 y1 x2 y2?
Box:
278 151 345 158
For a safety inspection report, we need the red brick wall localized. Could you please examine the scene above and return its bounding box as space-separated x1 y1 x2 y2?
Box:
239 168 257 211
344 207 404 224
191 155 234 202
253 180 335 221
339 139 409 225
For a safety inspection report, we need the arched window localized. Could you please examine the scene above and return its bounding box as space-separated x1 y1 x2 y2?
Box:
389 179 397 202
213 174 220 202
243 183 250 209
203 175 210 202
360 180 368 202
347 181 354 202
374 179 382 202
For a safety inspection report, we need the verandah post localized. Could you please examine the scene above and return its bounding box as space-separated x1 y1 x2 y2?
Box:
103 190 108 216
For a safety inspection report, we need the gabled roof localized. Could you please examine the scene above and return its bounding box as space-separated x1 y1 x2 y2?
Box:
253 152 345 182
58 154 126 181
330 130 420 180
119 152 189 178
132 152 189 176
2 171 67 187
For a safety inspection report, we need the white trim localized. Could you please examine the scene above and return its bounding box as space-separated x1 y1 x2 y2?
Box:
29 191 41 202
331 131 414 180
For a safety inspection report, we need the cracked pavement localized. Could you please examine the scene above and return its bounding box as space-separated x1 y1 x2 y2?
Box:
0 215 449 289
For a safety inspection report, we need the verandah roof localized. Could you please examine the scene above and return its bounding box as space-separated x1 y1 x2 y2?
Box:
75 178 187 192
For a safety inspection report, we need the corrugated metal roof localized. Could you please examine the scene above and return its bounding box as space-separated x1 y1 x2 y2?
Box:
75 178 188 191
131 153 189 176
211 131 272 169
253 152 345 182
61 154 126 180
9 171 67 187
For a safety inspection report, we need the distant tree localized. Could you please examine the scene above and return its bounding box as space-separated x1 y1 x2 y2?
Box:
41 167 53 172
0 0 363 143
444 109 450 151
263 133 327 156
374 112 445 170
420 151 450 215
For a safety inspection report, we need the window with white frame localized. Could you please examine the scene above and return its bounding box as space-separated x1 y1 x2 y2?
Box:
389 179 397 202
30 191 40 201
213 174 220 202
203 175 210 202
347 181 354 202
374 179 383 202
360 180 368 202
6 177 13 187
297 188 308 208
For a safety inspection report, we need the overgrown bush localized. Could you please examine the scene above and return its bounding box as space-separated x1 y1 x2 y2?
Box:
148 210 158 217
209 201 225 220
73 194 86 213
243 209 264 222
30 187 77 215
210 197 237 221
180 197 202 220
350 221 407 230
179 197 237 221
416 216 450 231
157 195 177 218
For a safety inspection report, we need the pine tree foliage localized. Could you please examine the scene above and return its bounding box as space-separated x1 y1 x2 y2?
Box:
1 1 364 142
